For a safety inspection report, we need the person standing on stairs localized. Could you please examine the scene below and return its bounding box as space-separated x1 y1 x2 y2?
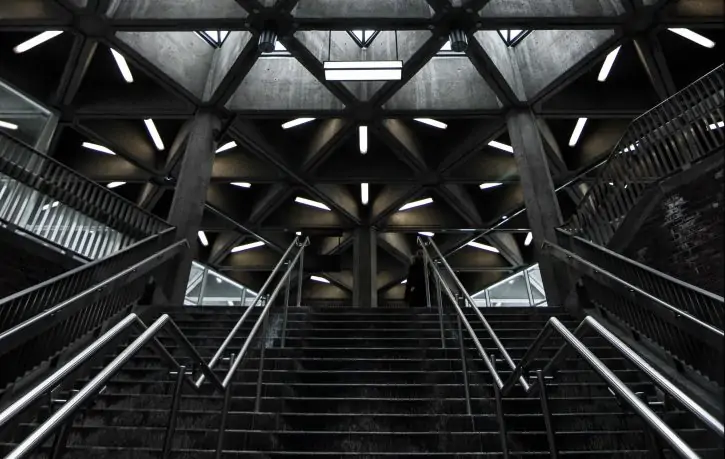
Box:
405 250 428 307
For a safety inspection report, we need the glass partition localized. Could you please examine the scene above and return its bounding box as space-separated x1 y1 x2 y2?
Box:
471 263 547 307
184 261 260 307
0 78 56 153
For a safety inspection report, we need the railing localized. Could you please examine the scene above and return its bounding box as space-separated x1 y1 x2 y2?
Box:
0 131 171 259
0 227 180 392
0 236 310 458
418 235 724 458
564 65 724 245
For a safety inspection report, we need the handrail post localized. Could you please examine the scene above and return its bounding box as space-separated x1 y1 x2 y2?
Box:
198 266 210 306
537 369 558 459
281 261 292 348
435 274 446 349
423 244 432 309
492 355 509 459
457 315 472 416
215 353 234 459
524 269 535 307
296 244 305 307
162 364 186 459
255 314 268 413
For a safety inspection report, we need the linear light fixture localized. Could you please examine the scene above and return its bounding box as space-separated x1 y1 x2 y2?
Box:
361 183 369 205
597 46 621 82
399 197 433 212
709 121 724 130
414 118 447 129
198 231 209 247
418 232 434 237
401 279 407 284
668 28 716 48
310 275 330 284
0 120 19 130
568 118 588 147
231 241 265 253
143 119 165 151
480 182 503 190
359 125 368 154
324 60 403 81
296 231 302 236
107 182 125 189
467 241 500 253
41 201 60 212
82 142 115 155
216 141 236 153
281 118 315 129
110 49 134 83
13 31 63 54
524 232 533 246
295 196 331 211
488 141 514 153
231 182 251 188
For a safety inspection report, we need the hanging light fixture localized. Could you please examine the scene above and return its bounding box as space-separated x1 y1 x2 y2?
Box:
449 30 468 52
258 30 278 53
324 30 402 81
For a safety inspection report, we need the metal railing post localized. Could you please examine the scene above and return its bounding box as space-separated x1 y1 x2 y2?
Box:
282 262 292 347
240 288 246 307
537 369 558 459
492 355 509 459
198 266 210 306
457 315 472 416
255 314 268 412
524 270 535 307
423 246 432 309
215 353 234 459
162 364 186 459
296 244 305 307
435 274 446 349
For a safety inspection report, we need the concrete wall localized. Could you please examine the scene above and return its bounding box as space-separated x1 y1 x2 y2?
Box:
292 0 433 18
107 0 247 18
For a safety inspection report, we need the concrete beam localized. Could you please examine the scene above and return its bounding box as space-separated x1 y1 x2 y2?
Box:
377 119 429 172
292 0 434 18
302 118 355 171
0 0 71 25
249 183 292 223
438 184 483 226
479 0 625 17
208 231 244 265
315 184 361 223
353 226 378 307
320 232 353 255
469 31 523 105
106 0 248 19
484 231 524 267
204 31 257 104
634 34 677 99
438 119 507 173
377 232 414 265
371 185 423 224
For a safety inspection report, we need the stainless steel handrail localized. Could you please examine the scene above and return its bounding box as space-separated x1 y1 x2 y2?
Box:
418 236 723 458
194 236 301 388
0 311 226 459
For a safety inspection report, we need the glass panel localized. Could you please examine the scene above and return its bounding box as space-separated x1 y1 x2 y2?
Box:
200 270 244 306
185 263 205 305
526 265 547 304
487 271 531 307
0 78 53 150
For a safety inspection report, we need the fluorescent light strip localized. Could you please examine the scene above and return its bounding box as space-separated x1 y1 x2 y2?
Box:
399 197 433 212
13 31 63 54
0 120 19 130
324 61 403 81
295 196 331 211
488 141 514 153
418 232 434 237
198 231 209 247
467 241 500 253
281 118 315 130
401 279 407 284
524 232 533 246
231 241 265 253
143 119 165 151
668 28 716 48
361 183 369 205
480 182 503 190
110 49 134 83
568 118 588 147
107 182 125 189
310 275 330 284
82 142 115 155
359 126 368 154
709 121 724 130
216 141 237 153
414 118 447 129
231 182 251 188
597 46 621 82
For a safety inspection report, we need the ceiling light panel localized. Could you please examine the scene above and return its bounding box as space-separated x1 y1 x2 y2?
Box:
106 182 125 189
668 28 716 48
597 46 621 82
231 241 265 253
414 118 447 129
216 141 237 153
231 182 251 188
479 182 503 190
0 120 19 130
310 275 330 284
82 142 115 155
399 198 433 212
13 31 63 54
324 61 402 81
143 119 165 151
467 241 500 253
524 232 533 246
282 118 315 129
295 196 331 211
568 118 588 147
110 48 134 83
198 231 209 247
488 141 514 153
418 232 434 237
361 183 369 205
359 126 368 154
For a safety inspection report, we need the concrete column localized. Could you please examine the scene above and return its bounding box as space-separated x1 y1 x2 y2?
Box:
158 111 220 304
353 226 377 308
506 109 570 307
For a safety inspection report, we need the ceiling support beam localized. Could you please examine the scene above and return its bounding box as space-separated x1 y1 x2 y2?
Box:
633 34 677 100
353 226 378 308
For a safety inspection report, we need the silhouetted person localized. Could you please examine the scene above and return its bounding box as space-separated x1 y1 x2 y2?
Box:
405 251 428 307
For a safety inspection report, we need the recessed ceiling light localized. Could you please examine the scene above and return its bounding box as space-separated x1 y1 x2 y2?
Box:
107 182 125 189
709 121 724 130
0 120 19 130
399 197 433 212
296 231 302 236
359 125 368 154
414 118 447 129
418 232 434 237
198 231 208 247
13 31 63 54
361 183 369 205
82 142 115 155
110 48 134 83
401 279 407 284
467 241 500 253
231 182 251 188
295 196 331 211
568 118 588 147
480 182 503 190
216 141 237 153
143 119 165 151
488 141 514 153
281 118 315 129
324 60 402 81
668 28 716 48
311 275 330 284
524 232 533 246
597 46 621 82
231 241 265 253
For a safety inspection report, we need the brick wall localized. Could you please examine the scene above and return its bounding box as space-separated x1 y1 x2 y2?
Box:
624 167 724 295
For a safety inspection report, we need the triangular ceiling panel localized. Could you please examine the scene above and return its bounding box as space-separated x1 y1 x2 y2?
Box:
385 56 501 111
292 0 433 18
227 57 345 111
107 0 247 19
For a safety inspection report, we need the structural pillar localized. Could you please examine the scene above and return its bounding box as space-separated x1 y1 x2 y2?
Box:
506 109 570 307
158 111 220 304
353 226 377 308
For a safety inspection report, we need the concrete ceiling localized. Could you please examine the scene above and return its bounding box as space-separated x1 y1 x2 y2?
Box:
0 0 722 298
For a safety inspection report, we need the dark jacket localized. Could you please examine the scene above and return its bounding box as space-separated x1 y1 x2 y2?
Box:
404 256 427 306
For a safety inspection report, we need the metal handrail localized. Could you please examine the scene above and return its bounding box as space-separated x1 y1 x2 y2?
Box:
418 236 723 458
